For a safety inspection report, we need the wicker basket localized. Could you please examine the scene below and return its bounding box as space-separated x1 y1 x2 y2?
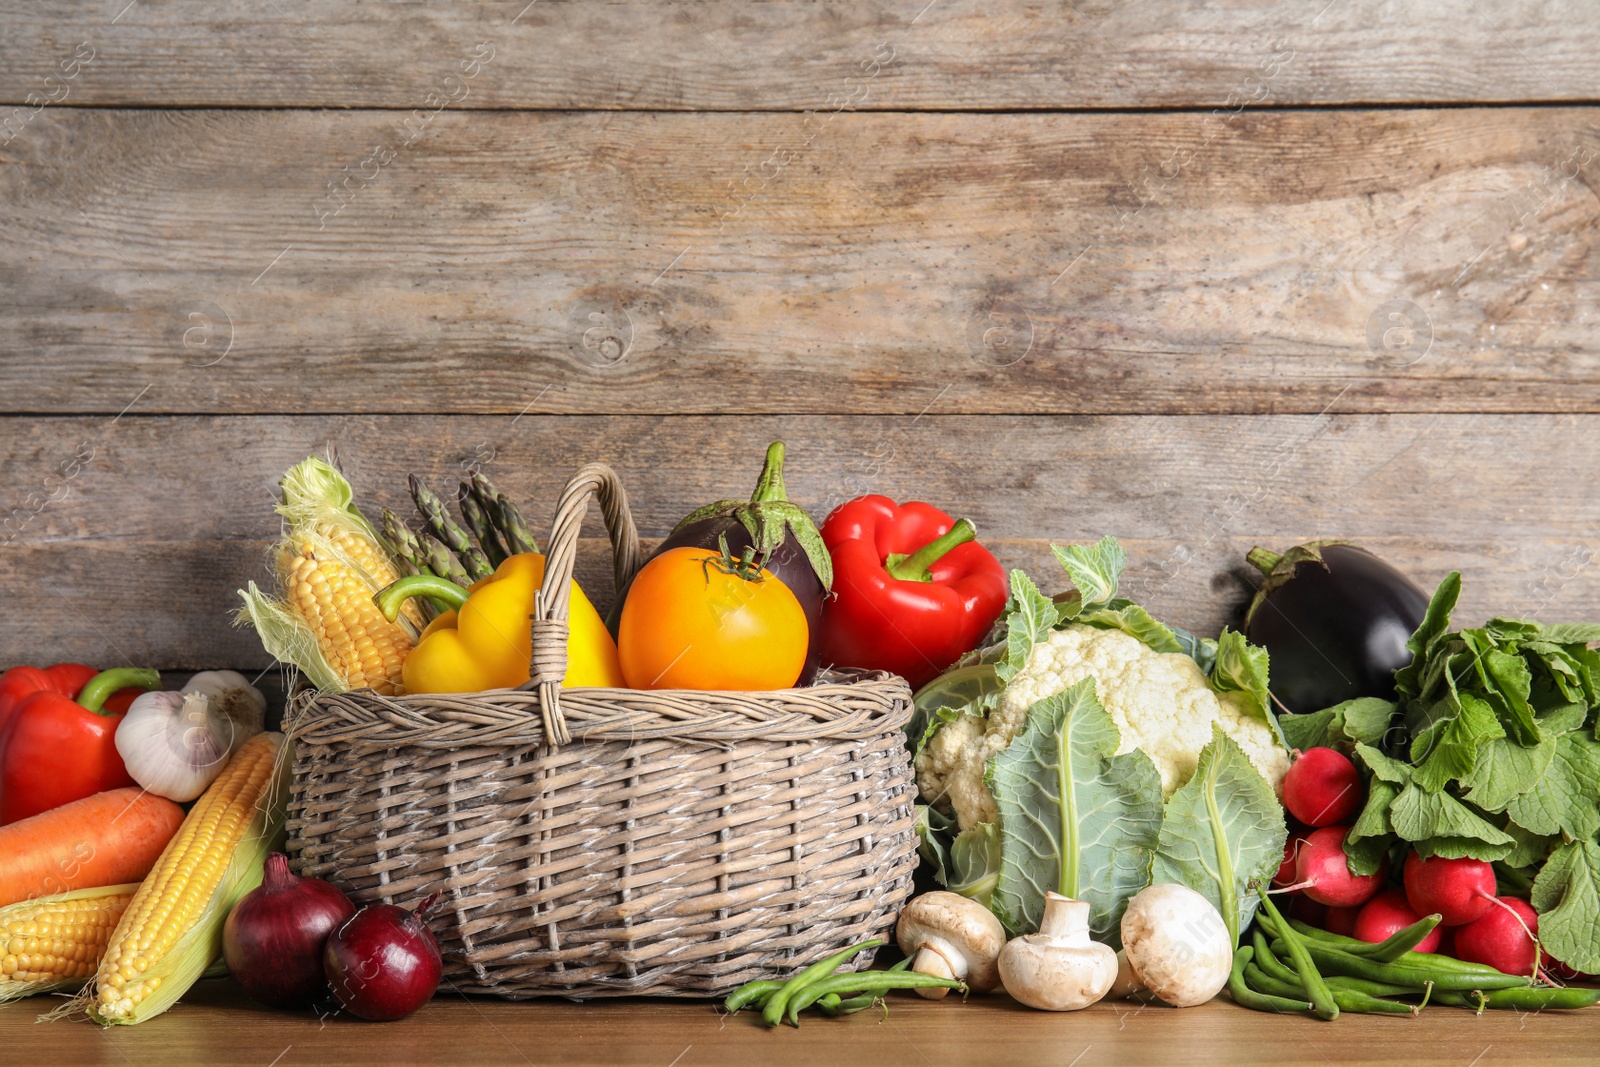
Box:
282 463 919 999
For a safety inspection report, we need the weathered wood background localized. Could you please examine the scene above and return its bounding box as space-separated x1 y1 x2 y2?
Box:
3 1 1599 672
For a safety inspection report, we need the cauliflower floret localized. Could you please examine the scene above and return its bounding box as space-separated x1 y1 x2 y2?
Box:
916 624 1290 830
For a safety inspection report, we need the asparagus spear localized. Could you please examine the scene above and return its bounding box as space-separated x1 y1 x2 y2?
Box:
458 486 510 567
410 475 493 580
378 508 437 620
420 532 473 588
467 472 538 556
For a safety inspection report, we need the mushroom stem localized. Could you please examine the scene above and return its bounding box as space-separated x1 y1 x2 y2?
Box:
910 946 957 1000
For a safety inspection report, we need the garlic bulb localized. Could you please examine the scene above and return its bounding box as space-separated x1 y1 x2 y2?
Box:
115 671 266 801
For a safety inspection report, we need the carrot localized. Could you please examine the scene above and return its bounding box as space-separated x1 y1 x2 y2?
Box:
0 788 185 908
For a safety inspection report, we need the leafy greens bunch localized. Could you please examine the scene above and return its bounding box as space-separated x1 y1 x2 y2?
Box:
914 538 1290 949
1282 572 1600 972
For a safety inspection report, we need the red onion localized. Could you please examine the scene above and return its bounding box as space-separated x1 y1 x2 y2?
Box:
324 893 443 1021
223 853 357 1008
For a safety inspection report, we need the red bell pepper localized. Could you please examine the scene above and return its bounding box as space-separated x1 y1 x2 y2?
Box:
0 666 161 825
819 496 1008 690
0 664 141 740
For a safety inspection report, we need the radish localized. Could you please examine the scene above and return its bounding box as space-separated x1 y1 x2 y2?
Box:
1293 825 1385 907
1453 896 1539 978
1273 832 1312 887
1353 887 1442 953
1282 747 1364 826
1324 905 1359 937
1402 852 1496 926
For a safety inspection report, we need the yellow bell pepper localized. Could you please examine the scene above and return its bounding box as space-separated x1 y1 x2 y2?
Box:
375 553 623 694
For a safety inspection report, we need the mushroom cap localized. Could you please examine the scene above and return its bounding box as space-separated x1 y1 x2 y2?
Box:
1119 883 1233 1008
895 891 1006 993
998 924 1118 1011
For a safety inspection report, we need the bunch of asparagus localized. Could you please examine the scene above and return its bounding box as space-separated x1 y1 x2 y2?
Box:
378 472 539 616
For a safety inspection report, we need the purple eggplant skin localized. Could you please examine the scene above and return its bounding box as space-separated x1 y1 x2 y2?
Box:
645 518 827 685
1243 542 1430 716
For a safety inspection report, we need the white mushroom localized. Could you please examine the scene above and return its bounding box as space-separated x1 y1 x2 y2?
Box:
895 891 1006 999
1117 883 1234 1007
997 893 1118 1011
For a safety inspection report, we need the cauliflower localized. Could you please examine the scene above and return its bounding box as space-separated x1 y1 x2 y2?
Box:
917 623 1291 830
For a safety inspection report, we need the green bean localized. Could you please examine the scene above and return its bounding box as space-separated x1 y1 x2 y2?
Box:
760 939 883 1028
1246 962 1419 1016
790 969 965 1002
1287 914 1443 963
1251 930 1301 986
1256 888 1340 1020
1228 947 1314 1014
1434 986 1600 1012
887 955 914 972
1275 939 1530 993
1285 917 1504 975
724 979 785 1014
1326 975 1430 1000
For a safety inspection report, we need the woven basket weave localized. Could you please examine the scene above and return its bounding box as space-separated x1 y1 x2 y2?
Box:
283 463 918 998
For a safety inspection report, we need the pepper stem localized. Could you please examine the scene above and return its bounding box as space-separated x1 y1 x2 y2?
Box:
76 667 161 714
885 520 978 582
375 574 471 621
750 441 788 504
1247 547 1283 575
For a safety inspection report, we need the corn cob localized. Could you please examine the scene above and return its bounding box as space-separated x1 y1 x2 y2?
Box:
88 733 289 1025
0 884 138 1003
236 456 419 695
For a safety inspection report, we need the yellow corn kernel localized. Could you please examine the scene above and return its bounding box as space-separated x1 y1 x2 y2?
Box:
0 886 136 1002
89 733 288 1025
237 456 418 694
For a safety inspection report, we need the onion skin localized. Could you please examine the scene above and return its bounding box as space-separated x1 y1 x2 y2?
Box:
324 894 443 1022
224 853 356 1009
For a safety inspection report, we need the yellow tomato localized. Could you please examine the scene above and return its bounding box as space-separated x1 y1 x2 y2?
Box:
617 546 808 690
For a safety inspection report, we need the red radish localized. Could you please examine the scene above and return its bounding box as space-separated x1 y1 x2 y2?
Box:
1293 825 1385 907
224 853 356 1008
1325 905 1360 937
324 894 444 1021
1402 852 1496 926
1353 887 1442 953
1542 952 1589 982
1433 928 1455 958
1273 833 1312 887
1453 897 1539 978
1282 748 1364 826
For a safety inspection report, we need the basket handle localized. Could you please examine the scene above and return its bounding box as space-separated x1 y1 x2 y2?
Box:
527 462 642 745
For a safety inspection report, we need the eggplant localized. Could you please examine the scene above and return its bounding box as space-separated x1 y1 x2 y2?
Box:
1242 541 1429 716
613 442 832 685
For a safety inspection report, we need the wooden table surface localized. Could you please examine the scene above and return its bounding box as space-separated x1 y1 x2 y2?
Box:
7 979 1597 1067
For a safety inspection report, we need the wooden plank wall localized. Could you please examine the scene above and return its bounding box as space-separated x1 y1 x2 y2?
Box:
2 1 1599 672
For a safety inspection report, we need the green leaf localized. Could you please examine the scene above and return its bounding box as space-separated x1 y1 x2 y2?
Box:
989 679 1164 945
1500 821 1557 870
1504 730 1600 839
1409 692 1505 792
1389 783 1514 860
947 823 1003 906
1354 743 1412 786
1051 536 1125 611
1483 648 1540 745
1394 572 1461 700
1460 703 1587 812
1280 698 1396 752
1210 629 1275 728
1076 600 1184 654
1531 840 1600 974
1150 725 1288 945
907 664 999 759
994 570 1061 689
1537 623 1600 645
